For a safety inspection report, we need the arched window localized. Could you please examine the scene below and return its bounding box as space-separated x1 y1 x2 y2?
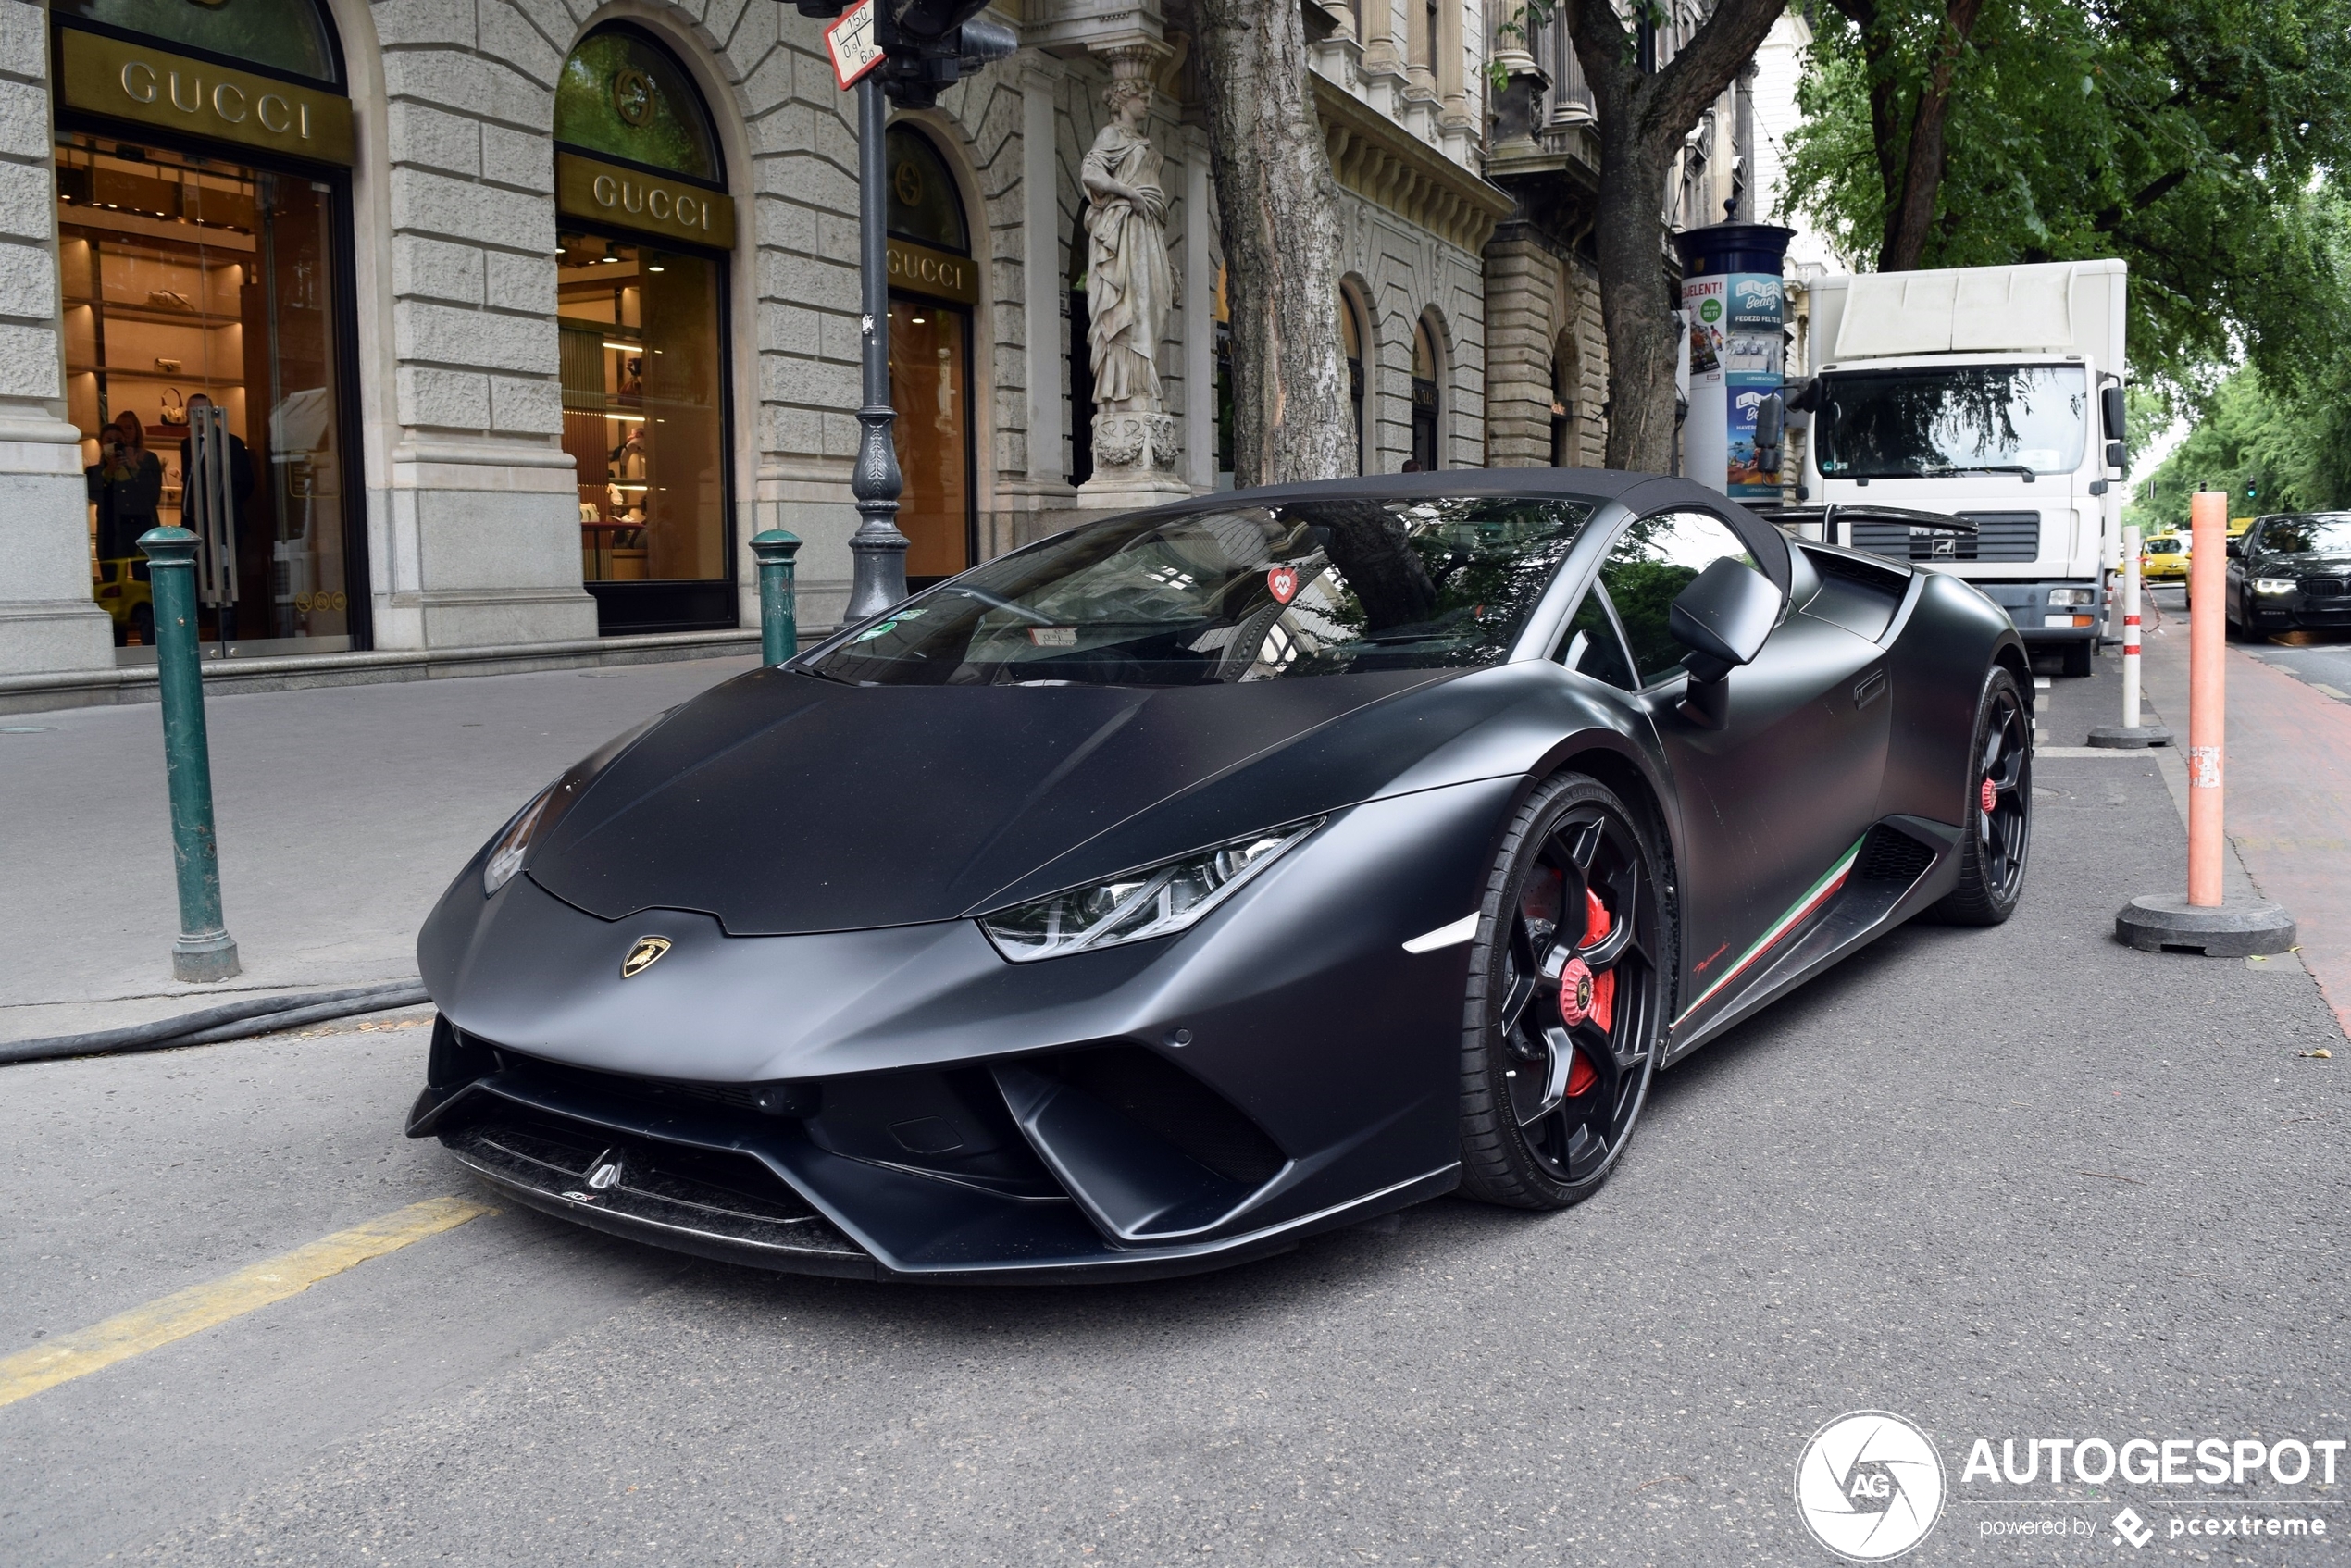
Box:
1338 290 1368 477
56 0 340 84
554 24 733 633
1411 317 1442 471
554 26 721 183
1551 327 1580 467
881 125 976 584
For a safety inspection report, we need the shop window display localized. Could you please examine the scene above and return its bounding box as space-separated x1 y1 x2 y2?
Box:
58 132 350 649
557 232 727 590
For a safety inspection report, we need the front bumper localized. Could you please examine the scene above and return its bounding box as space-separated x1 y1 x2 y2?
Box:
407 779 1516 1281
1965 580 2105 643
2245 585 2351 629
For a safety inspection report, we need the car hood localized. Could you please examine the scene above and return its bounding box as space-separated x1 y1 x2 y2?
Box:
2256 554 2351 572
525 666 1498 935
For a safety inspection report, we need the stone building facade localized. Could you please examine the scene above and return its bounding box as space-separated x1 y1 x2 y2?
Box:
0 0 1514 700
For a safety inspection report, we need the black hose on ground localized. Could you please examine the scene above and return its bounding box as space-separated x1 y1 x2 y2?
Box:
0 980 431 1067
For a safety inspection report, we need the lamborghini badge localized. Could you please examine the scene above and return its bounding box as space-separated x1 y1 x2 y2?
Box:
620 935 672 978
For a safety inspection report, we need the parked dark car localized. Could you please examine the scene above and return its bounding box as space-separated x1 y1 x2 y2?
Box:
405 470 2032 1283
2224 512 2351 634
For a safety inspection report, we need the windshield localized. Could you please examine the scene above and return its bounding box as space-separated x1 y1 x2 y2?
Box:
1815 365 2089 479
2255 516 2351 555
804 494 1596 688
2145 538 2183 554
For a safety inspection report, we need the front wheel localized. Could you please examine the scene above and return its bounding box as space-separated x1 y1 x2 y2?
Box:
1458 773 1675 1210
1931 665 2032 925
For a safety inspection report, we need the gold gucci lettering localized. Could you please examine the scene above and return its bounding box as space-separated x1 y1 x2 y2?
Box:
64 31 355 164
119 60 156 103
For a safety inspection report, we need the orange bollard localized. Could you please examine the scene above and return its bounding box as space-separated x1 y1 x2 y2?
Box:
2116 490 2293 955
2186 492 2227 906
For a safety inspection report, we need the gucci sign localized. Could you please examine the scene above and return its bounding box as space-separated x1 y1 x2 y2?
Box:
58 29 355 165
556 152 737 250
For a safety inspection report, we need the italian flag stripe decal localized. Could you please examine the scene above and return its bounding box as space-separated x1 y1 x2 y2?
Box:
1673 836 1866 1027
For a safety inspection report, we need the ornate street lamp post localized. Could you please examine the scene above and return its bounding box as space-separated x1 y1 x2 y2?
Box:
795 1 1017 623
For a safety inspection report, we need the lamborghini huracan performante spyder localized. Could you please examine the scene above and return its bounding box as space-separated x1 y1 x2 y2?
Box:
406 470 2033 1282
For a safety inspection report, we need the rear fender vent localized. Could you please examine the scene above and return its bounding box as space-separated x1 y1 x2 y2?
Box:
1852 823 1940 889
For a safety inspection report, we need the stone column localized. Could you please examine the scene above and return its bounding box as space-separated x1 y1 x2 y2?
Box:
0 0 114 676
1482 225 1559 467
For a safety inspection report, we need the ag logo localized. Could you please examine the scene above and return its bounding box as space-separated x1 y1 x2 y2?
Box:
1794 1411 1946 1561
620 935 672 978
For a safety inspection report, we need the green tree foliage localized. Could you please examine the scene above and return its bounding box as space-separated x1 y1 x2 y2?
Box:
1785 0 2351 396
2128 363 2351 535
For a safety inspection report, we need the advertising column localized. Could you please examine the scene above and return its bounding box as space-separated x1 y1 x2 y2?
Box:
1672 225 1794 499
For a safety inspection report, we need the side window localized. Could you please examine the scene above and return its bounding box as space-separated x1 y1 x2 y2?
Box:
1599 510 1759 686
1555 588 1638 691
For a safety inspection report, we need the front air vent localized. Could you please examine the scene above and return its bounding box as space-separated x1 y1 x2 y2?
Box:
1039 1045 1287 1188
2303 577 2345 600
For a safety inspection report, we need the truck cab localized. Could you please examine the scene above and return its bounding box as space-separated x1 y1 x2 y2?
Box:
1793 261 2129 677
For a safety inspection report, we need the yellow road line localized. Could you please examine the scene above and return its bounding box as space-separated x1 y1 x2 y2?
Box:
0 1195 495 1410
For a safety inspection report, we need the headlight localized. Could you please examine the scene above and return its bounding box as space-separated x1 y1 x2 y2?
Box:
2254 578 2296 594
979 819 1324 962
2047 588 2097 606
482 785 556 896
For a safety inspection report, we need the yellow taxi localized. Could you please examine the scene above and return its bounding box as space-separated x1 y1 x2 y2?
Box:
2138 532 2189 583
93 555 155 646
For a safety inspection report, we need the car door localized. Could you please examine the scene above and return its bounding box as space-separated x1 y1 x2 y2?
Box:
1595 509 1892 1037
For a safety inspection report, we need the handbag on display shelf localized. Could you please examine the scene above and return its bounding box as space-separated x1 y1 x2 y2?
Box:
158 388 188 427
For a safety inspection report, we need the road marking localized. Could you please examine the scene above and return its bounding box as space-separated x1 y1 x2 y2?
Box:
0 1195 494 1409
2037 746 2159 758
2314 684 2351 702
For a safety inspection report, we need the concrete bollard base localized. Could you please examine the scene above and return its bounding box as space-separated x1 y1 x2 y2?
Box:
2115 895 2296 958
2087 724 2174 748
170 929 242 983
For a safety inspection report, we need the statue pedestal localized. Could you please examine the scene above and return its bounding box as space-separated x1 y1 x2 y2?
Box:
1076 409 1190 508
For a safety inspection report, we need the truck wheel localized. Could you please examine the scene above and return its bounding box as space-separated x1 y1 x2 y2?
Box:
2059 641 2092 678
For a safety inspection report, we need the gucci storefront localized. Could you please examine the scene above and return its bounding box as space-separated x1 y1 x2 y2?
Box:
554 25 737 635
883 125 976 589
52 0 363 654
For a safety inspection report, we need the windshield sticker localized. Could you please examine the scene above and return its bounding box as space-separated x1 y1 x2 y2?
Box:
852 620 898 642
1267 566 1301 604
1027 627 1078 647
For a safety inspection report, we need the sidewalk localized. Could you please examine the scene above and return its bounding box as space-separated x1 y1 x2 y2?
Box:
2122 596 2351 1035
0 654 756 1043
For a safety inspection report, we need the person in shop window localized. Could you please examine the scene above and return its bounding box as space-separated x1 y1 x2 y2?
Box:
86 410 163 561
178 393 255 639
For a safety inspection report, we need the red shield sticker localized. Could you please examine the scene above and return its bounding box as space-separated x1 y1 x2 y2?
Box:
1266 566 1300 604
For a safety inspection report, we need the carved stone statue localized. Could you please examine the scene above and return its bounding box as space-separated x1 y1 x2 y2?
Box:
1077 64 1187 502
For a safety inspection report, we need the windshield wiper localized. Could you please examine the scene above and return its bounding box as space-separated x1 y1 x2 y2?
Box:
945 584 1058 625
1926 463 2038 481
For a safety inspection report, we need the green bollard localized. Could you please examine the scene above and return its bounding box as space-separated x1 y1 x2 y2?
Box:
750 529 803 665
138 526 241 982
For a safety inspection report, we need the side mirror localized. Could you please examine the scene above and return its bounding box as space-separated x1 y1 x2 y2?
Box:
1753 392 1785 473
2104 440 2126 472
2101 384 2127 443
2226 539 2244 558
1672 557 1784 725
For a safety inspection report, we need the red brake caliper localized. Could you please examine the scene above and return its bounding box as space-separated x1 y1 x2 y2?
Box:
1555 888 1613 1097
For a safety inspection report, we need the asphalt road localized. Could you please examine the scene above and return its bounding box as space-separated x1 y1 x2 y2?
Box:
4 670 2345 1566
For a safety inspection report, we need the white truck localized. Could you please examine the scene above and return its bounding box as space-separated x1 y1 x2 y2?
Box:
1788 259 2129 677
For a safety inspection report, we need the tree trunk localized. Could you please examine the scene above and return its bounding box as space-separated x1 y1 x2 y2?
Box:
1562 0 1789 473
1877 0 1986 271
1591 136 1682 473
1196 0 1353 486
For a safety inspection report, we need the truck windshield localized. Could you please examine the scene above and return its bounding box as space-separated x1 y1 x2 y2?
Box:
1815 365 2089 479
803 494 1597 688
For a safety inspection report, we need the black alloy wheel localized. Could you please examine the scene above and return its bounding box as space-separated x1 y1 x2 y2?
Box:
1459 773 1673 1209
1932 665 2031 925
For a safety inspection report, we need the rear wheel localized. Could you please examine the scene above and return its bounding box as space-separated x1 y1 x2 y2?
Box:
1459 774 1674 1209
1932 666 2032 925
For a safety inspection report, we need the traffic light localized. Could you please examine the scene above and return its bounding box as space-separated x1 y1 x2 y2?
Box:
792 1 1015 107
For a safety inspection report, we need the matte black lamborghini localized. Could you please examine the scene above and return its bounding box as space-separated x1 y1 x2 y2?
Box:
407 469 2032 1282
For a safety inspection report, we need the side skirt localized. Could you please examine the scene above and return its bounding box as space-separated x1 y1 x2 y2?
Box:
1661 815 1961 1064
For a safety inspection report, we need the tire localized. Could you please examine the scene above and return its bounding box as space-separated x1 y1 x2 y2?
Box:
1458 772 1676 1210
2059 640 2093 678
1931 665 2032 926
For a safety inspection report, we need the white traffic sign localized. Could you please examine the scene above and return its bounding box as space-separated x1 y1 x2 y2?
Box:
827 1 886 90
